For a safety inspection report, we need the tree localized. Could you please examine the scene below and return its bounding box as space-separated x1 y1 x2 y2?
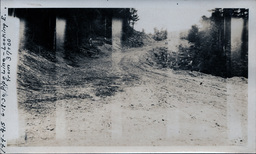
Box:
116 8 140 42
129 8 139 28
187 25 199 43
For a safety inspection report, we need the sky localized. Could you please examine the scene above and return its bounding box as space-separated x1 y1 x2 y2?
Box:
134 7 212 33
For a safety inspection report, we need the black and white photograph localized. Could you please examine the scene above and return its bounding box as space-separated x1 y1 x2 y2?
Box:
0 0 255 153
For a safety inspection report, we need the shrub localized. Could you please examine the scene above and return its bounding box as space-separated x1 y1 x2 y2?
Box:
152 28 167 41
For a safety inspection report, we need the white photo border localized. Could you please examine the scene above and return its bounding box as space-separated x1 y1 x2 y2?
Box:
0 0 255 153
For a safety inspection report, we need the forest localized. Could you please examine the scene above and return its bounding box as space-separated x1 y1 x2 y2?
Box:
150 8 248 78
9 8 248 78
183 8 248 78
9 8 140 61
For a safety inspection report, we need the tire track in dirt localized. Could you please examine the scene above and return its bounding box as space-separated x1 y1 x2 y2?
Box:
117 44 247 146
17 42 248 146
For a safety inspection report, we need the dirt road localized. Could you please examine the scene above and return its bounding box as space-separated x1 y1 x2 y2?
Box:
15 41 248 146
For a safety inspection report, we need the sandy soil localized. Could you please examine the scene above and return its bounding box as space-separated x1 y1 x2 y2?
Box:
14 41 248 147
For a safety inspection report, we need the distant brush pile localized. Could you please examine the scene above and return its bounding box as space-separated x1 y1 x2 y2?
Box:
123 30 153 48
79 37 112 58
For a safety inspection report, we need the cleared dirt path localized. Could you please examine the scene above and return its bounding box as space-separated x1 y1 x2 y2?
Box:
116 42 248 146
16 42 248 146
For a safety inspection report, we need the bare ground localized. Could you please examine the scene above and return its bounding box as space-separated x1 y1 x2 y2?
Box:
14 41 248 146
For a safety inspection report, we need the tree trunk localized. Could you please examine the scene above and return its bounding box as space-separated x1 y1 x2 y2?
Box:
223 9 232 77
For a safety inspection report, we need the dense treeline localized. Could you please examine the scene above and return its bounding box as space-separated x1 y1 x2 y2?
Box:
179 8 248 78
9 8 139 60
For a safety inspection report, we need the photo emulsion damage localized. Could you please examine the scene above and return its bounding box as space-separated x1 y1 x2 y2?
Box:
6 8 249 147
